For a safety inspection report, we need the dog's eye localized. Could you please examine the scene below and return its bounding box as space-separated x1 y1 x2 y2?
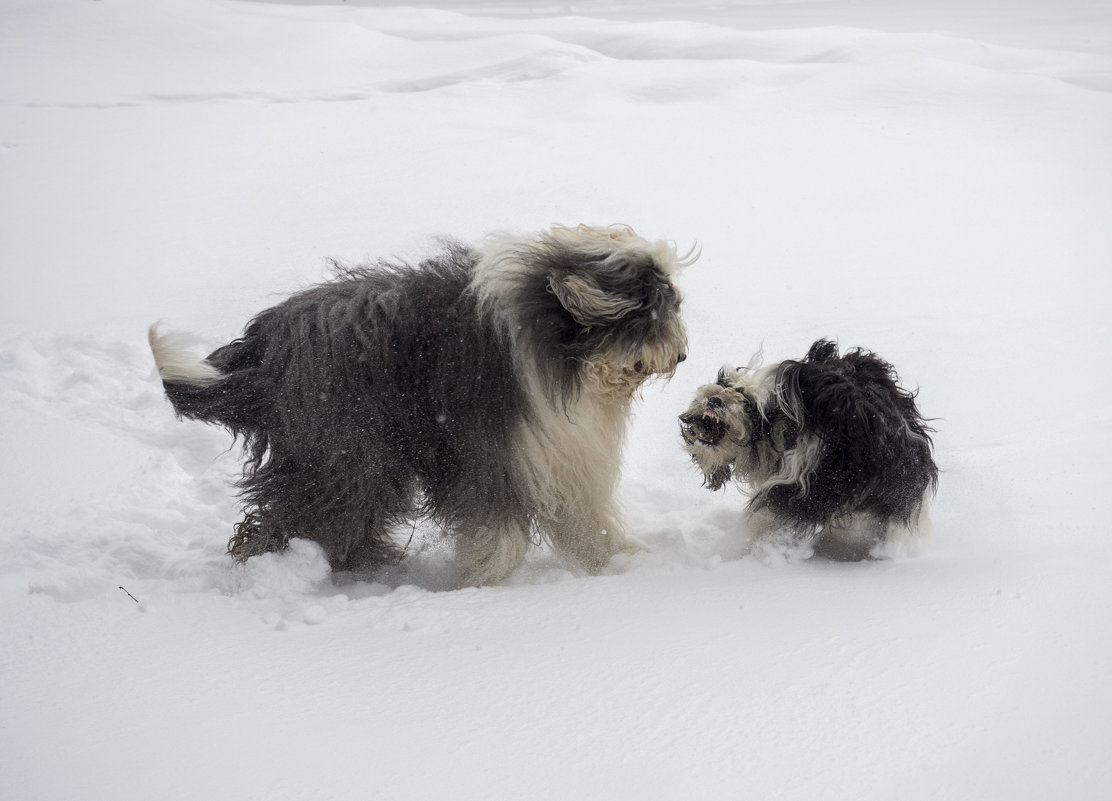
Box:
653 276 677 295
663 281 681 309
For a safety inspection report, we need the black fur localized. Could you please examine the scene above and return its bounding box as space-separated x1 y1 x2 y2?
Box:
681 339 938 560
756 340 937 530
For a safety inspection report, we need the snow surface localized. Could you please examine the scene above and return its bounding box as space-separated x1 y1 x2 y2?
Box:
2 0 1111 798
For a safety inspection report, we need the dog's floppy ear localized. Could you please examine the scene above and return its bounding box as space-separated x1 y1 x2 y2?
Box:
548 273 641 328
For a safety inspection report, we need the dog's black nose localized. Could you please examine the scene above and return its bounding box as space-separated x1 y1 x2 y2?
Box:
707 395 724 409
677 353 687 363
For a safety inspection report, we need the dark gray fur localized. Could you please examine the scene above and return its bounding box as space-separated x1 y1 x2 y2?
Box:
162 244 525 569
154 230 688 579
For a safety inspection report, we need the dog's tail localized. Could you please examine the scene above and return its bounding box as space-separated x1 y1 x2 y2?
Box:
148 324 225 386
148 324 264 436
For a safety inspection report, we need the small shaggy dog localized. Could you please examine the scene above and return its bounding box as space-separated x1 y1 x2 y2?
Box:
680 339 937 560
150 224 692 586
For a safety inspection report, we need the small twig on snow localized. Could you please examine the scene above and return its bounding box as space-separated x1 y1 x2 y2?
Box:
119 586 140 604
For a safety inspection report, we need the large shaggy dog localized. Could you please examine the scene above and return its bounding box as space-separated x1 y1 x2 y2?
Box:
151 225 691 586
680 340 937 560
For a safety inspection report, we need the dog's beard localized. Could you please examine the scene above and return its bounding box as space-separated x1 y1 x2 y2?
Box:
586 362 654 398
579 324 689 399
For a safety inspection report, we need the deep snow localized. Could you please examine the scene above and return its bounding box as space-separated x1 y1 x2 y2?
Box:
2 1 1111 799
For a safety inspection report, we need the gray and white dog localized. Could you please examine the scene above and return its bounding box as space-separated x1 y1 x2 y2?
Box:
150 225 692 586
680 340 937 560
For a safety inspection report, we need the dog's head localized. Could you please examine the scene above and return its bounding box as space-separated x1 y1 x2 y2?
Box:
679 366 760 490
475 224 695 400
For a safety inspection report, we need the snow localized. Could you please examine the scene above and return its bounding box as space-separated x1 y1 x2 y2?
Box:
2 0 1111 798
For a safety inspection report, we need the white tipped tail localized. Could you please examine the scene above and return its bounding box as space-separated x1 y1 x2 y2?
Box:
148 324 224 385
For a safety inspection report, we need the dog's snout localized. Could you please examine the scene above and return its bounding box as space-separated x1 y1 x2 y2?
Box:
706 395 724 409
676 352 687 364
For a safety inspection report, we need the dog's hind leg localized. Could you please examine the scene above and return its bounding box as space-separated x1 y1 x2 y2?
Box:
332 506 407 573
227 508 290 562
232 449 411 572
228 499 406 572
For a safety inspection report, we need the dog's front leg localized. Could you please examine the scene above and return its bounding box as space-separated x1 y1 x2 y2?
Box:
454 516 533 588
543 503 640 575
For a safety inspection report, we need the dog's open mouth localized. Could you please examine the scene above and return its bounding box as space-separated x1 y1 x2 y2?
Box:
679 410 728 446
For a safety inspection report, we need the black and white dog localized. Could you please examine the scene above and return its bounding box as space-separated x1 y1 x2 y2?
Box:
151 225 691 586
680 340 937 560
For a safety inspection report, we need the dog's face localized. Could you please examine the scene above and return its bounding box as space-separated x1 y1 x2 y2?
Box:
473 224 694 401
548 246 689 396
679 368 756 490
